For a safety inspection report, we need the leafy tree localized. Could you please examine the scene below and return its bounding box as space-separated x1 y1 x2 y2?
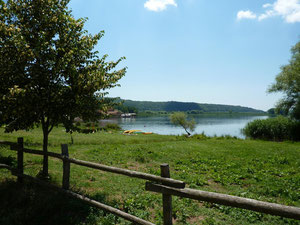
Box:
0 0 126 177
268 41 300 120
267 108 276 115
267 108 284 116
170 112 196 136
115 105 138 113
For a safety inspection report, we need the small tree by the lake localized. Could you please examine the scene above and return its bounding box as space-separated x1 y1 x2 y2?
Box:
170 112 196 136
0 0 126 177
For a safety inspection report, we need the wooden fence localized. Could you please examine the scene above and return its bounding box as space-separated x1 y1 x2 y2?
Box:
0 137 300 224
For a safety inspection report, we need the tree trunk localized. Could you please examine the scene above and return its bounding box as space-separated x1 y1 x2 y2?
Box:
42 125 49 177
184 128 191 136
70 131 74 145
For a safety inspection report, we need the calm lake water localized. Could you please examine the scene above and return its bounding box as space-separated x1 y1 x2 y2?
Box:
104 115 268 138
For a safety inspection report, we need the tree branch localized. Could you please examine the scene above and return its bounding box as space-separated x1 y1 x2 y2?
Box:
48 123 54 133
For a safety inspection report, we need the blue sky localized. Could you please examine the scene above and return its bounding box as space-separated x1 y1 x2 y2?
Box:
69 0 300 111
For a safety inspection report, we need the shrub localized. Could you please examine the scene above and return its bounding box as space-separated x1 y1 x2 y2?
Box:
79 128 94 134
242 116 300 141
216 135 239 140
191 132 209 140
104 123 121 131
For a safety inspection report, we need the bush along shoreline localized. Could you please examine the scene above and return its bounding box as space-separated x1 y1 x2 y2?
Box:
242 116 300 141
72 122 122 134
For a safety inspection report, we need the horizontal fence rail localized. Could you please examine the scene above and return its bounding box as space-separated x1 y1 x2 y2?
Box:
145 183 300 220
0 163 12 170
10 144 63 159
68 158 185 188
0 141 15 146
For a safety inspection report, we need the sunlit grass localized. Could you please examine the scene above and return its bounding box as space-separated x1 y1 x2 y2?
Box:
0 126 299 224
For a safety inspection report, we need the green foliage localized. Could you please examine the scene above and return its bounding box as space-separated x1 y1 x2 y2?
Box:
268 40 300 120
191 132 209 140
103 123 121 131
267 108 276 115
187 110 204 114
121 100 265 114
170 112 196 136
0 0 126 175
243 116 300 141
73 122 121 134
0 0 126 130
115 104 138 113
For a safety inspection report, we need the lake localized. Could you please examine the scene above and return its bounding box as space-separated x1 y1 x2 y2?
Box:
103 115 268 138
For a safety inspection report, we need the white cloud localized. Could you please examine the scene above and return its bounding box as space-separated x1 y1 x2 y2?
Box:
263 3 272 8
273 0 300 23
239 0 300 23
144 0 177 12
237 10 257 20
258 10 275 21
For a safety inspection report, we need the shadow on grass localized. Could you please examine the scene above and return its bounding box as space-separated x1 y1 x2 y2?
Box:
0 180 124 225
0 155 17 167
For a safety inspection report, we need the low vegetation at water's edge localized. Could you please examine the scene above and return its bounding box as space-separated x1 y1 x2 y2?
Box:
243 116 300 141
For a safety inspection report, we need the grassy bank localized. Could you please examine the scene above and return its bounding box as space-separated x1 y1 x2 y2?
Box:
0 127 299 224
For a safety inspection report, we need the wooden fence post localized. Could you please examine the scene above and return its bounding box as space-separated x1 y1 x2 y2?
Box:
61 144 70 190
17 137 24 183
161 164 173 225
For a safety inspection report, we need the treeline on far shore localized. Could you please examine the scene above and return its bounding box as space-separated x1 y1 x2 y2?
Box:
135 111 267 117
114 101 267 116
113 99 266 114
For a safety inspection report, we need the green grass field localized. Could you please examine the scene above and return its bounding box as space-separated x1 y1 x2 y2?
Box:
0 127 299 225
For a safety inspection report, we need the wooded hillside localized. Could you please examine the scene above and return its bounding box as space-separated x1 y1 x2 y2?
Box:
121 100 265 114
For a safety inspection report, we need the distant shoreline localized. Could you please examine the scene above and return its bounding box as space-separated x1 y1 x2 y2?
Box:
135 111 268 117
115 99 266 115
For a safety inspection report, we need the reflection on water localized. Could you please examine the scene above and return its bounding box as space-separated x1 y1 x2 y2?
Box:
103 115 268 138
